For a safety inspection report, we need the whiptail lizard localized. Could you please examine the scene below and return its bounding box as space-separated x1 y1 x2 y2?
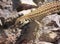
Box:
15 1 60 43
15 1 60 27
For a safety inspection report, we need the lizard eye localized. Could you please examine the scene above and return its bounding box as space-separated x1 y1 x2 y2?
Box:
18 21 22 25
19 21 21 23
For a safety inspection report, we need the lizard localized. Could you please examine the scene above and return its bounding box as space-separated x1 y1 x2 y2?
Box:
15 1 60 27
15 1 60 44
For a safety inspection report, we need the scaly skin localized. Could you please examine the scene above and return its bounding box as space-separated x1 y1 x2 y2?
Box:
15 1 60 43
15 1 60 25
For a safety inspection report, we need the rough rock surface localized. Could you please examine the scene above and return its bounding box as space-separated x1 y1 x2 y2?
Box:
0 0 60 44
0 0 38 44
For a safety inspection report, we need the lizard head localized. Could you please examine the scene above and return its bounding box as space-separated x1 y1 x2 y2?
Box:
15 16 29 28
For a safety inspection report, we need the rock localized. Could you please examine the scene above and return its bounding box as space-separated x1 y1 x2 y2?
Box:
27 41 53 44
37 41 53 44
33 0 44 5
38 31 57 42
18 8 36 15
12 0 37 11
41 14 60 27
20 0 37 6
3 28 22 44
0 0 60 44
57 39 60 44
46 21 59 28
